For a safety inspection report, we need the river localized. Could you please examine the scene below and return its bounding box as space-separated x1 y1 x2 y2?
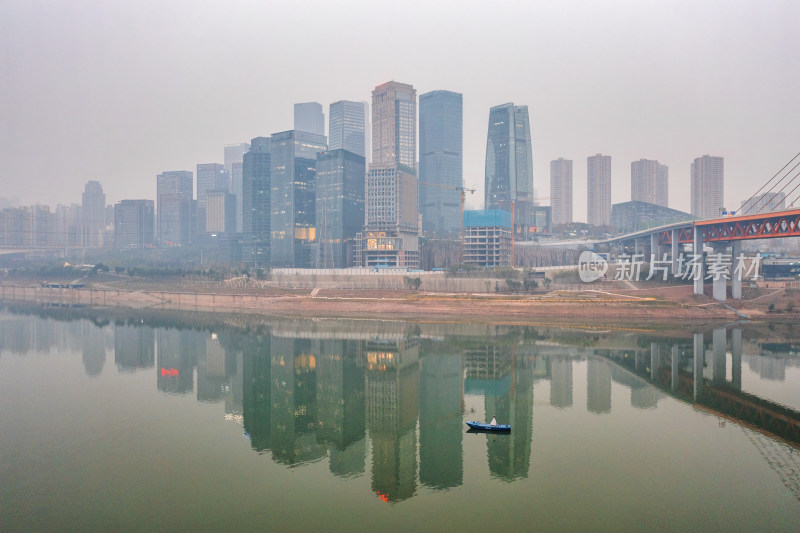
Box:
1 303 798 531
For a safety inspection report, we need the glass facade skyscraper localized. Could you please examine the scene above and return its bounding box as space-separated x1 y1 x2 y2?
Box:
196 163 228 234
329 101 368 159
316 149 366 268
224 142 250 233
269 130 327 268
294 102 325 136
241 137 271 266
156 170 193 246
484 103 534 239
419 90 463 238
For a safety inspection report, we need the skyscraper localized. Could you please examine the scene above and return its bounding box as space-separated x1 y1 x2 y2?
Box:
371 81 416 170
205 190 236 234
587 154 611 226
329 100 368 158
241 137 271 266
316 149 365 268
484 103 534 239
81 180 105 248
691 155 724 219
294 102 324 136
631 159 668 207
224 142 250 233
550 158 573 227
269 130 327 268
156 170 193 246
114 200 154 249
419 90 463 238
359 82 419 268
196 163 228 233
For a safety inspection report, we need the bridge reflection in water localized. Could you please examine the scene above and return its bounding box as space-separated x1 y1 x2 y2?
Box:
598 327 800 500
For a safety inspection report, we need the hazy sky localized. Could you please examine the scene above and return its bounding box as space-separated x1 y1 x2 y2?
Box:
1 0 798 221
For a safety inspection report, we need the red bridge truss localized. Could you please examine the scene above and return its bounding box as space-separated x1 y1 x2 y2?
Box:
659 208 800 246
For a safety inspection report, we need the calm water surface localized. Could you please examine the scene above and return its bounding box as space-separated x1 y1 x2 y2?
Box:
1 304 799 531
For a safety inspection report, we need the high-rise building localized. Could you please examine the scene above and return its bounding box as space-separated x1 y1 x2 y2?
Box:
484 103 534 239
329 100 368 158
81 181 105 248
631 159 668 207
269 130 327 268
550 158 573 227
114 200 154 249
196 163 228 233
294 102 325 136
691 155 724 219
419 90 463 238
358 82 420 268
741 191 786 215
156 170 193 246
224 143 250 233
316 149 365 268
205 189 236 234
241 137 271 266
587 154 612 226
371 81 416 170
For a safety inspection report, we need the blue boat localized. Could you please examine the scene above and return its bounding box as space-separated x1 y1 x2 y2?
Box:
466 421 511 432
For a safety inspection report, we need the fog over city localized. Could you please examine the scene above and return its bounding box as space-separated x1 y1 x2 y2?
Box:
1 0 798 220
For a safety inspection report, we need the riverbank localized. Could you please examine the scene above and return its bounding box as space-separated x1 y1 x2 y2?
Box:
3 279 780 329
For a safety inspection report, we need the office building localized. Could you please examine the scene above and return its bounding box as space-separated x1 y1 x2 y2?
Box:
196 163 228 233
329 100 369 158
114 200 154 249
631 159 668 207
81 181 105 248
241 137 271 266
294 102 324 136
206 190 236 234
484 103 534 239
419 90 463 238
269 130 327 268
358 81 419 268
462 209 512 267
691 155 724 219
225 142 250 233
156 170 193 246
316 149 365 268
550 158 573 227
587 154 612 226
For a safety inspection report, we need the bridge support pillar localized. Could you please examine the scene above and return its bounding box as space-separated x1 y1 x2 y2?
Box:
693 333 704 401
731 241 742 300
693 229 704 295
731 329 742 390
713 274 727 302
671 345 680 392
712 328 727 385
671 229 680 276
650 233 659 261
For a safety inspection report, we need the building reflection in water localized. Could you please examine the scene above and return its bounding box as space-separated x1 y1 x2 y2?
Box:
367 337 419 502
114 323 154 373
2 306 800 503
419 346 463 491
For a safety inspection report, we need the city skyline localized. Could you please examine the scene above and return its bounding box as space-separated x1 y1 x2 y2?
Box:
1 1 798 222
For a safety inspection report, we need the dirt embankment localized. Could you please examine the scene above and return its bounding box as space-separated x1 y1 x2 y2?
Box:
1 278 759 329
